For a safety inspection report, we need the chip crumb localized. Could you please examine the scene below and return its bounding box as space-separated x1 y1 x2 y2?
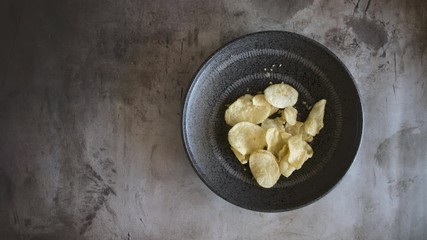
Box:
279 64 282 67
272 64 276 68
264 68 267 71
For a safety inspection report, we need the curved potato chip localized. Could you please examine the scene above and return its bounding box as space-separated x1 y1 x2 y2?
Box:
249 150 281 188
278 145 298 177
228 122 267 156
278 143 289 160
231 147 248 164
266 128 292 157
305 135 314 143
283 165 296 177
225 94 272 126
303 141 313 158
278 158 289 174
264 83 298 108
252 94 268 106
261 118 285 131
252 94 278 116
282 134 313 169
269 107 279 116
278 159 297 177
283 106 298 126
303 99 326 136
285 121 303 136
285 121 313 142
279 129 292 141
276 110 286 124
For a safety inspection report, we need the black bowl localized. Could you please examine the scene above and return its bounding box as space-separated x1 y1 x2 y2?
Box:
181 31 363 212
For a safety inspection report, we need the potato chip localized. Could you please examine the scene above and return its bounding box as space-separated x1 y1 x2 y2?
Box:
278 144 297 177
282 134 313 169
305 135 314 143
283 165 296 177
276 110 286 124
279 129 292 142
278 159 297 177
303 140 313 158
303 99 326 136
249 150 281 188
252 94 278 116
269 107 279 116
264 83 298 108
278 143 289 160
252 94 268 106
285 121 303 136
265 128 290 157
285 121 313 142
278 157 289 173
225 94 275 126
283 106 298 125
228 122 267 156
261 118 285 131
231 147 248 164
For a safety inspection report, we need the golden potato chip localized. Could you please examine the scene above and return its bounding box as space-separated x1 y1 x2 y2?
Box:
269 107 279 116
231 147 248 164
305 135 314 143
228 122 267 156
278 143 289 160
276 110 286 124
252 94 278 116
264 83 298 108
285 121 303 136
303 99 326 136
278 159 297 177
282 134 313 169
225 94 272 126
279 159 289 174
261 118 285 131
278 158 289 174
303 140 313 158
283 106 298 125
283 165 296 177
249 150 281 188
252 94 268 106
265 128 290 157
278 145 297 177
285 121 313 142
288 135 310 169
279 129 292 142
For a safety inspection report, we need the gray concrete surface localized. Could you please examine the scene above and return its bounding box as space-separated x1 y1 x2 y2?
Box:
0 0 426 239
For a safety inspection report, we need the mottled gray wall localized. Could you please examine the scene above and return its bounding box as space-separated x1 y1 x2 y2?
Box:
0 0 426 239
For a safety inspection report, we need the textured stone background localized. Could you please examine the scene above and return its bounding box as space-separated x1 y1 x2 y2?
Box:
0 0 426 239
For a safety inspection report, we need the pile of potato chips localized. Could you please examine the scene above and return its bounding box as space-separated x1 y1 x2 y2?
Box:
225 83 326 188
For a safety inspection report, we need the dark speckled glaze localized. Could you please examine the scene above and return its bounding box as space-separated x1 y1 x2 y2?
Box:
181 31 363 212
